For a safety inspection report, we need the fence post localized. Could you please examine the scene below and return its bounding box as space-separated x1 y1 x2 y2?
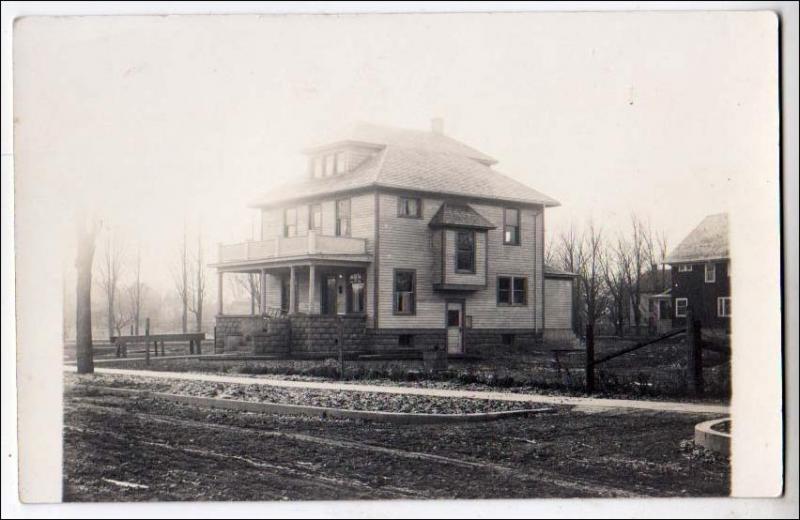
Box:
145 318 150 365
337 317 344 380
686 309 704 396
585 324 595 394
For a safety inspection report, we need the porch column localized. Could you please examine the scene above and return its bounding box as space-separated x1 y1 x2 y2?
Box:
217 271 224 315
260 269 267 314
308 264 317 314
289 265 297 315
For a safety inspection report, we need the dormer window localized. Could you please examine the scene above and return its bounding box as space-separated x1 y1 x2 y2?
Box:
324 154 335 177
335 151 347 174
312 156 324 179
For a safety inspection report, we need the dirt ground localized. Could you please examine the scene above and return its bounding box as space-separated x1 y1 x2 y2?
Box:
63 380 730 501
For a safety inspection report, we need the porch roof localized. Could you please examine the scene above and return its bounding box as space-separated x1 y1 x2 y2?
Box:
212 254 372 273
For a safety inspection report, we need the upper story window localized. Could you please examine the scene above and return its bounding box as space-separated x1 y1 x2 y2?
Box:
398 197 421 218
310 151 349 179
705 263 716 283
309 204 322 233
335 199 351 237
393 269 416 315
455 230 475 273
283 207 298 237
678 264 693 272
497 275 527 305
503 208 520 245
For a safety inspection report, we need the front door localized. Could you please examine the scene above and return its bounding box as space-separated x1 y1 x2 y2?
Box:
446 301 464 354
322 275 338 315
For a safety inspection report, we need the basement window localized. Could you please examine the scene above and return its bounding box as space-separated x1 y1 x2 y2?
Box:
398 334 414 347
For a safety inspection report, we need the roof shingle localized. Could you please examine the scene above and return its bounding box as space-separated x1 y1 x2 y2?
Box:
666 213 729 263
251 123 559 208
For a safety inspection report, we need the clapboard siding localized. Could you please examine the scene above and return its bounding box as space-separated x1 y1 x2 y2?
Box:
442 229 487 286
545 277 573 330
377 194 545 330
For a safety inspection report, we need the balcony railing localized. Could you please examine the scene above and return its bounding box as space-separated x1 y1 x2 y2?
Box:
218 232 368 263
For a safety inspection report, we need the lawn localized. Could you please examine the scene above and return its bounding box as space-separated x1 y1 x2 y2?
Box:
84 335 730 402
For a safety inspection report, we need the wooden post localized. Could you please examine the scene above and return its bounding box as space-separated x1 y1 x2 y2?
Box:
217 271 224 316
337 316 344 379
289 266 297 315
308 264 317 315
585 324 595 394
686 309 704 396
145 318 150 365
260 269 267 315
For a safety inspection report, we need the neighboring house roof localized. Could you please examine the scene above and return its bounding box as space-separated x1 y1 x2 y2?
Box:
251 123 560 208
428 201 496 230
544 264 578 278
638 268 672 294
666 213 729 263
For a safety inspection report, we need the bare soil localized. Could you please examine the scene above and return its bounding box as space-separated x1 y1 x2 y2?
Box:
63 378 730 501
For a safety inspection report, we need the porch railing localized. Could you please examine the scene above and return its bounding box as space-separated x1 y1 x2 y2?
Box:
218 232 367 263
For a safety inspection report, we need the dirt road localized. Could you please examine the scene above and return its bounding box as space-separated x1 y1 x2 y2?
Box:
63 384 729 501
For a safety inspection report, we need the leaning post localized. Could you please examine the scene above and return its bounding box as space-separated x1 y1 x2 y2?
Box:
686 309 704 396
585 324 595 394
144 318 150 365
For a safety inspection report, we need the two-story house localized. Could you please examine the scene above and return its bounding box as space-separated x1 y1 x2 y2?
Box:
666 213 730 333
213 121 561 355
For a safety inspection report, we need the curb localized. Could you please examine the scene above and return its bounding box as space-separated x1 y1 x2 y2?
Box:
694 417 731 455
77 385 556 424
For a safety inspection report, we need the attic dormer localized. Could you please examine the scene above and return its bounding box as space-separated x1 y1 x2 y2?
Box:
305 141 384 180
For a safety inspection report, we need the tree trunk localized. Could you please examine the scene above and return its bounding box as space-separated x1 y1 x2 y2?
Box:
75 225 97 374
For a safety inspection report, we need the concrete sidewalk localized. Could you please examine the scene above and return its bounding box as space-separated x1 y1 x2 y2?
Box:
64 366 730 415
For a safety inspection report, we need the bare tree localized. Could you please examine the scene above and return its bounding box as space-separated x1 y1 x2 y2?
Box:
97 230 124 340
602 235 632 337
172 224 190 333
234 273 262 314
188 232 207 332
126 247 145 336
576 221 607 334
75 215 100 374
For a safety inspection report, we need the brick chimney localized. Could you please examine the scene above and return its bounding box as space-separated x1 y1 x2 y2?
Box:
431 117 444 135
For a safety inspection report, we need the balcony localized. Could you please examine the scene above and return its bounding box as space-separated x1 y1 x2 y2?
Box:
217 231 369 265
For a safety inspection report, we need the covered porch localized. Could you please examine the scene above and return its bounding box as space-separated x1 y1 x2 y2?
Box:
215 260 370 319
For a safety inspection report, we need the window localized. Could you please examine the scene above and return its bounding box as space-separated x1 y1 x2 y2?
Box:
678 264 693 272
717 297 731 317
447 309 460 327
348 273 365 313
394 269 416 314
335 199 351 236
398 334 414 347
324 154 335 177
309 204 322 232
503 208 520 245
455 230 475 272
283 207 297 237
497 276 527 305
312 157 324 179
335 152 347 174
398 197 421 218
675 298 688 318
705 263 716 283
501 334 515 346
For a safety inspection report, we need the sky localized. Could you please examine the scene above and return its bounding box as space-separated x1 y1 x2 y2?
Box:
14 11 777 295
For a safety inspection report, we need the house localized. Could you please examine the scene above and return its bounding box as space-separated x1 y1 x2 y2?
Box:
665 213 730 332
212 120 561 355
627 267 673 335
543 265 579 343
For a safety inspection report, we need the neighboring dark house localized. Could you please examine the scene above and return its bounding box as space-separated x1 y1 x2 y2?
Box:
665 213 730 332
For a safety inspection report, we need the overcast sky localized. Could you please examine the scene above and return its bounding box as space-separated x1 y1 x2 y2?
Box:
14 11 776 293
